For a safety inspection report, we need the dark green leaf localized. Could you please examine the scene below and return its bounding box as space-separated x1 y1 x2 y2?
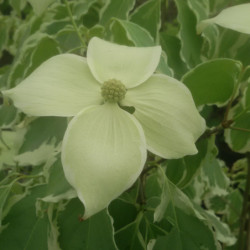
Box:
130 0 161 40
160 32 187 79
0 184 49 250
58 198 117 250
174 0 203 68
153 208 218 250
225 103 250 153
100 0 135 25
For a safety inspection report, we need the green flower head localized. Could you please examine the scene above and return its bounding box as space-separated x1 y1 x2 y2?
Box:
3 37 205 219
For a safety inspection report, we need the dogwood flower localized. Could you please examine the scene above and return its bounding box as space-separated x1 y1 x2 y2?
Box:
3 37 205 218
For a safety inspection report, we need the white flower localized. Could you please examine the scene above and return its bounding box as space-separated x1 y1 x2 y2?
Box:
3 37 205 218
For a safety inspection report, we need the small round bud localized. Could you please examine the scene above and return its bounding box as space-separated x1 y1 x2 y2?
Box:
101 79 126 102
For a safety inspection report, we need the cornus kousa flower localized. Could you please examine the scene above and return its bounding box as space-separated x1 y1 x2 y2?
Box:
3 37 205 218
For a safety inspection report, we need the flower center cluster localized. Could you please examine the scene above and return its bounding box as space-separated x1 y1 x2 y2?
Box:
101 79 126 102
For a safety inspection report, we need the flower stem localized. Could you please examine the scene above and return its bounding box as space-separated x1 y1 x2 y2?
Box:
64 0 86 49
230 126 250 133
0 129 10 149
238 153 250 250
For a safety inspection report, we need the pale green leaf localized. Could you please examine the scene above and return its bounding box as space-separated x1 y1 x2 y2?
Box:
197 3 250 35
122 74 205 159
200 136 230 196
87 37 161 88
201 210 236 246
15 143 58 166
154 167 204 223
109 19 173 76
62 103 147 218
0 129 26 170
19 117 67 153
3 54 102 117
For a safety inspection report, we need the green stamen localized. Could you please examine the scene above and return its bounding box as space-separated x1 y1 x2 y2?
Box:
101 79 126 102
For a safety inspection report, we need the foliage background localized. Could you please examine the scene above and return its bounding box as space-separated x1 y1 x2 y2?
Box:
0 0 250 249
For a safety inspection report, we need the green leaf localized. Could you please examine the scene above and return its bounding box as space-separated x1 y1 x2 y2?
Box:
0 16 14 57
200 137 230 196
186 0 219 60
110 198 137 224
55 26 83 53
37 158 76 204
186 0 209 22
130 0 161 40
154 166 204 223
0 104 17 127
182 136 230 204
0 184 49 250
58 198 117 250
160 32 188 79
215 29 250 66
155 51 173 76
166 138 208 188
72 0 97 20
0 179 17 226
226 190 243 225
225 103 250 153
243 82 250 110
153 208 218 250
9 0 27 14
200 210 236 246
110 18 154 46
100 0 135 25
182 59 242 106
19 117 67 153
0 129 26 170
115 213 146 250
174 0 203 68
7 34 60 88
28 0 56 15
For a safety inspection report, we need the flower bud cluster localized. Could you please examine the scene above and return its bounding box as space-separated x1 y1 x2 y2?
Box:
101 79 126 102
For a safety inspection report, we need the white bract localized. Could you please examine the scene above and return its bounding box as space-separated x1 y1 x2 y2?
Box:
197 3 250 35
3 37 205 218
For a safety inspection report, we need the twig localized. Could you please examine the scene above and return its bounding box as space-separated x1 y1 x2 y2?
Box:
64 0 86 49
230 126 250 133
